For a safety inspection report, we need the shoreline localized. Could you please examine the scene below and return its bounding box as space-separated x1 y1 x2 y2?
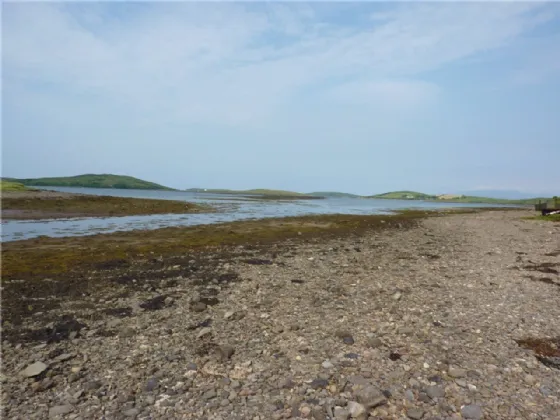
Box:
2 209 559 419
1 190 213 220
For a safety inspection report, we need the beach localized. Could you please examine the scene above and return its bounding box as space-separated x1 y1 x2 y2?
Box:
1 209 559 419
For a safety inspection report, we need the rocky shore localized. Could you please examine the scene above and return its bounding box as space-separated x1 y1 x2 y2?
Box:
1 210 559 419
1 190 211 220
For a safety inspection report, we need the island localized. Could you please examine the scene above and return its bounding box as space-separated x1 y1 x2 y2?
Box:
5 174 175 191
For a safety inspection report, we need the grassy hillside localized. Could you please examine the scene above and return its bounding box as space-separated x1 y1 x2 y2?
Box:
307 191 361 198
370 191 438 200
187 188 305 196
0 180 33 192
368 190 558 206
7 174 174 191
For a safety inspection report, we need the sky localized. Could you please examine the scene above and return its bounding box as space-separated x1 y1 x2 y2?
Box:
2 1 560 196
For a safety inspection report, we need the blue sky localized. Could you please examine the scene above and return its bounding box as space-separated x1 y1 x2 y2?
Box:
2 1 559 195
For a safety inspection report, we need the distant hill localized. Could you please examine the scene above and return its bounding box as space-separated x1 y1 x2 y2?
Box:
459 190 541 200
6 174 175 191
369 191 438 200
368 190 556 205
185 188 322 199
307 191 361 198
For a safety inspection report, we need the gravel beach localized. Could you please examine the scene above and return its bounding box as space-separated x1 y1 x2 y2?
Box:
1 210 559 419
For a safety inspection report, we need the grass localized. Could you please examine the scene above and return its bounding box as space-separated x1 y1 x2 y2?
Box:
5 174 175 190
1 180 33 192
526 214 560 222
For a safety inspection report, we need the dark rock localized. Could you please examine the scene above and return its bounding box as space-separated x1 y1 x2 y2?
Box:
310 378 329 389
461 404 483 419
145 378 159 392
139 295 168 311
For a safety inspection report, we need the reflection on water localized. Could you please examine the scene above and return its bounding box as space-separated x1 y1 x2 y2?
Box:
1 187 516 242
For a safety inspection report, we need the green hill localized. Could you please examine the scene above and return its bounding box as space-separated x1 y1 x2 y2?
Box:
307 191 361 198
186 188 305 196
0 180 34 192
368 190 557 205
6 174 175 191
185 188 323 199
369 191 438 200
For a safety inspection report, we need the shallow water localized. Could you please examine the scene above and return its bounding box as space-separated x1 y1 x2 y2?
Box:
1 187 516 242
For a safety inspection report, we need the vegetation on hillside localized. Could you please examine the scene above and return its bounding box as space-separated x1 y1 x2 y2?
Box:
307 191 361 198
369 191 438 200
185 188 322 199
0 180 33 192
6 174 174 191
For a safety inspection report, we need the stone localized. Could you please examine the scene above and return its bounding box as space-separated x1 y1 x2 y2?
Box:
49 405 73 418
398 327 414 335
367 337 383 348
197 327 212 339
145 378 159 392
461 404 483 420
392 291 402 301
192 302 207 312
405 390 415 401
300 406 311 417
312 406 327 420
84 380 102 391
186 362 197 371
334 407 350 420
322 360 335 369
278 377 294 389
343 336 354 345
448 367 466 378
21 361 48 378
310 378 329 389
406 408 425 419
203 389 217 400
218 344 235 361
123 408 140 417
426 385 445 399
355 385 387 409
347 401 366 419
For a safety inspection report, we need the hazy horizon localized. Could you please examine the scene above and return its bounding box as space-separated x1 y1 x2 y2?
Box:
3 2 559 196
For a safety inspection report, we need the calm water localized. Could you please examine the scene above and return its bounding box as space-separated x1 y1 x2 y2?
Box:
1 187 515 242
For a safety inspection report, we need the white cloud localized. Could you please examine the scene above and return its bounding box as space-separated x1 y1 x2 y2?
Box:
2 1 559 126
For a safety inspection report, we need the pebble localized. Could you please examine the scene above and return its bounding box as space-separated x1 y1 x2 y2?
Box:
367 337 383 348
192 302 207 312
334 406 350 420
322 360 335 369
21 361 48 378
355 385 387 408
426 385 445 399
218 344 235 360
406 408 425 419
461 404 483 419
145 378 159 392
347 401 366 419
123 408 140 417
203 389 217 400
49 405 73 418
448 366 466 378
197 327 212 339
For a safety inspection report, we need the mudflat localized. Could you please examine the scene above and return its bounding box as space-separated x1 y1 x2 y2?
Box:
1 210 559 419
1 190 211 220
